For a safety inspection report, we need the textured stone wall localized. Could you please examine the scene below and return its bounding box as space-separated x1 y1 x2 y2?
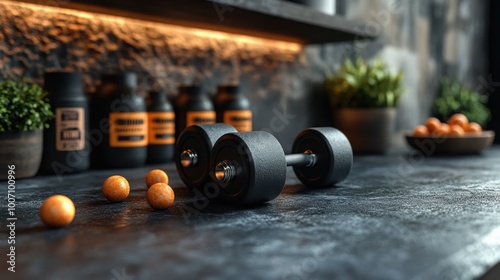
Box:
0 0 489 151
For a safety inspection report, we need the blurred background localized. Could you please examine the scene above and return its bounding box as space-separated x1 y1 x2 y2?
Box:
0 0 497 151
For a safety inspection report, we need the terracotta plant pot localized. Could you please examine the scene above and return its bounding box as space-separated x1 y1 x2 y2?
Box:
0 130 43 179
332 108 396 154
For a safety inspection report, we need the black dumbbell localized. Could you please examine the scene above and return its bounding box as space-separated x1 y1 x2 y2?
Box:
175 124 237 190
210 128 353 205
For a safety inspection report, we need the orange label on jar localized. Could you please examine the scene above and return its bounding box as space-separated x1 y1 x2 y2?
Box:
223 110 252 132
186 111 216 127
109 112 148 147
56 108 85 151
148 112 175 145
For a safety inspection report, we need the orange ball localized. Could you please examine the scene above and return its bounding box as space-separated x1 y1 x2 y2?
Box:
432 123 450 136
413 125 429 137
39 195 75 228
448 125 465 136
465 122 483 134
145 169 169 189
147 183 175 210
447 113 469 129
102 175 130 202
425 117 441 133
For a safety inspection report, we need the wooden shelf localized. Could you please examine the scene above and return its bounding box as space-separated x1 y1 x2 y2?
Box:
15 0 374 44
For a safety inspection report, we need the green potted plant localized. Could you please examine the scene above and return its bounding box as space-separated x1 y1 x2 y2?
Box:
0 76 54 179
433 79 491 127
325 57 404 153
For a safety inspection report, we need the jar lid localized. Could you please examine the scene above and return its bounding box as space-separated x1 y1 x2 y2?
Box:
217 85 240 94
178 85 203 95
44 72 83 97
148 90 167 101
100 72 137 88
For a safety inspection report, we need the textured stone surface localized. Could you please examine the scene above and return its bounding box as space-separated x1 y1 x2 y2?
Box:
1 147 499 280
0 0 490 152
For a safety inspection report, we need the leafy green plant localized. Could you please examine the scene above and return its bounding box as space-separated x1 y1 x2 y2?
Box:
0 76 54 132
433 79 491 126
325 57 404 108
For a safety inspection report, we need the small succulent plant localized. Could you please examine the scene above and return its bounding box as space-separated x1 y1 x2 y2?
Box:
325 57 404 108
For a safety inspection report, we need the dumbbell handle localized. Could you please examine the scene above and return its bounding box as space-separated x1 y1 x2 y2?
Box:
285 150 316 167
215 150 316 183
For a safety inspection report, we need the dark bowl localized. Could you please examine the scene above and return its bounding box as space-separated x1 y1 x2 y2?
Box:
405 131 495 155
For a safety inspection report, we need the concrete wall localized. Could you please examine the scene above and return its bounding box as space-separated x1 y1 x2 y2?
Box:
302 0 489 148
355 0 489 128
0 0 489 152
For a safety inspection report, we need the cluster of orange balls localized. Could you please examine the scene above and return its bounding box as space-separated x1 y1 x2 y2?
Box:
413 113 483 137
39 169 175 228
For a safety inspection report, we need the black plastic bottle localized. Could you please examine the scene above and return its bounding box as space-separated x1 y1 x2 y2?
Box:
214 85 252 132
147 90 175 163
40 72 89 175
90 72 147 168
174 85 216 138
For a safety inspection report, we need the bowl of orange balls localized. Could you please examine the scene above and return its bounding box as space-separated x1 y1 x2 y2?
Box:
406 114 495 155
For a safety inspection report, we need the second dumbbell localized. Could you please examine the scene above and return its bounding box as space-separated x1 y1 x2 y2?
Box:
210 128 353 205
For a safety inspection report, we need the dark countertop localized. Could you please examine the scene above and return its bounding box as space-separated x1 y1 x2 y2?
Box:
2 147 500 280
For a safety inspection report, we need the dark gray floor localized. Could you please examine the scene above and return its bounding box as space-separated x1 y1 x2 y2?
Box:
1 147 500 280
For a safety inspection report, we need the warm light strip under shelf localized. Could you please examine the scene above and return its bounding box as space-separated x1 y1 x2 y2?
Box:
1 0 303 54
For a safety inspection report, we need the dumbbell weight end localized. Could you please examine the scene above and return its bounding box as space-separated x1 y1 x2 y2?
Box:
180 149 198 167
